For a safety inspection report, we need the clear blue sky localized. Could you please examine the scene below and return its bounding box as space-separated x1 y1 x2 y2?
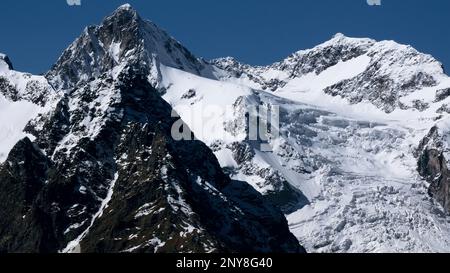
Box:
1 0 449 74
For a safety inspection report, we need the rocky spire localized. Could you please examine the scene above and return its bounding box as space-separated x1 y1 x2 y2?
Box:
46 4 208 90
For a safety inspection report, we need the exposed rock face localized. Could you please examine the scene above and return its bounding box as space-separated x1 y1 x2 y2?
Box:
226 141 309 214
274 33 375 77
46 4 210 91
417 126 450 214
0 138 56 253
323 41 440 113
212 34 375 92
213 34 446 113
435 88 450 103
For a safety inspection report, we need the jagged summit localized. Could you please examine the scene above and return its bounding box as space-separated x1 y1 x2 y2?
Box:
46 4 209 90
315 33 376 52
104 3 140 25
213 33 448 112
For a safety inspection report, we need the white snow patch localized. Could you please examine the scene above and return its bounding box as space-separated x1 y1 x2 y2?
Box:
0 95 42 162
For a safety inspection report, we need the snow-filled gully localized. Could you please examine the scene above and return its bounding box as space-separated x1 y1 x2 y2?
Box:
62 173 119 253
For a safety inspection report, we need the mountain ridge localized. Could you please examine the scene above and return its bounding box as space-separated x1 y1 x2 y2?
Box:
46 4 212 91
213 32 448 113
1 4 450 253
0 5 304 253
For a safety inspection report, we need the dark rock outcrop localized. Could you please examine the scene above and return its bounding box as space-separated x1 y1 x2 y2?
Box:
0 138 57 253
417 126 450 214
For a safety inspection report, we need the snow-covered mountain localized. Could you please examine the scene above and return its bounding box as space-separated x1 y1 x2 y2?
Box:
46 4 213 91
0 5 302 253
208 32 450 252
1 4 450 253
155 22 450 252
209 33 450 252
213 33 450 113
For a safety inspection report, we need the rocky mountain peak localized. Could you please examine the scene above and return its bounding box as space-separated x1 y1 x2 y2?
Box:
46 4 208 90
113 3 138 15
101 3 141 35
326 32 375 47
213 33 449 113
0 6 305 252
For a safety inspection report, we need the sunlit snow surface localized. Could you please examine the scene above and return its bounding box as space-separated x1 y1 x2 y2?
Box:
160 48 450 252
0 95 41 162
0 58 47 162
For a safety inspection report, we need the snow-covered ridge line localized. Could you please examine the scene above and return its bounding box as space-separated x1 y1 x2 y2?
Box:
213 33 444 80
212 33 449 113
45 4 213 91
0 53 57 163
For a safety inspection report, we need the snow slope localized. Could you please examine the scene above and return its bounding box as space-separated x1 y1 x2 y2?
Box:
215 33 450 114
163 32 450 252
0 55 51 162
0 95 41 162
160 58 450 252
161 65 252 145
209 34 450 252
